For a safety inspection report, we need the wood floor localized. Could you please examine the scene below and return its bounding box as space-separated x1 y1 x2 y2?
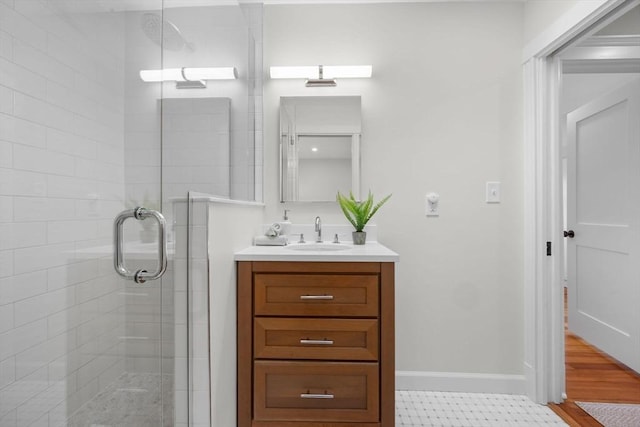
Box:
549 290 640 426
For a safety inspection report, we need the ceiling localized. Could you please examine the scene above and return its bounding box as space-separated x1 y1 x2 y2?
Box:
596 3 640 36
54 0 528 13
250 0 525 3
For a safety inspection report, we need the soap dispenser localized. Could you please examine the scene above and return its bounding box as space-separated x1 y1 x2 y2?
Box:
280 209 292 236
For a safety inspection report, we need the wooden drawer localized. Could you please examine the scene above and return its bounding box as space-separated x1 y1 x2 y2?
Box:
254 318 379 361
254 361 379 423
254 274 379 317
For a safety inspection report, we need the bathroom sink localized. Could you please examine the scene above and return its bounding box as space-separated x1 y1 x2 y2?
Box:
285 243 351 251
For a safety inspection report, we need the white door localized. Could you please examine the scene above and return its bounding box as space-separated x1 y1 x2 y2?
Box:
566 78 640 373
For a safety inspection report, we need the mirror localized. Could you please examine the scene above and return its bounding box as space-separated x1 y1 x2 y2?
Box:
280 96 361 202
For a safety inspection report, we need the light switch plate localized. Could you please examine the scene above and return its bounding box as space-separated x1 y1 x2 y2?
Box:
486 182 501 203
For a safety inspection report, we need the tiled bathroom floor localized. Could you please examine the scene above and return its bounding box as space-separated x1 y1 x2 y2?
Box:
396 391 568 427
64 373 172 427
67 380 567 427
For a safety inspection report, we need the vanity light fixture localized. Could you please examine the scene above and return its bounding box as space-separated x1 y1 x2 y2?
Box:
269 65 372 87
139 67 237 89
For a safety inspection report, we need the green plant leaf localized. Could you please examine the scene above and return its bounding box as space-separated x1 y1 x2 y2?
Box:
337 191 391 232
337 192 358 229
366 193 392 223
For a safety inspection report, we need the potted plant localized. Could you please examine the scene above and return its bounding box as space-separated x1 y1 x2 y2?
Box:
336 191 391 245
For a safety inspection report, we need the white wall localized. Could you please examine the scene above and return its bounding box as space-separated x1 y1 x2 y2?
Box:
207 201 264 427
264 2 525 386
522 0 610 58
522 0 615 46
523 0 583 45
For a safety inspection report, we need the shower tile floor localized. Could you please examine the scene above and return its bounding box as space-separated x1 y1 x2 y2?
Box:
396 390 568 426
65 373 172 427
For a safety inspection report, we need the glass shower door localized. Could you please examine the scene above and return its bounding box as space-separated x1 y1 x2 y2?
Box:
101 3 182 426
0 0 181 425
1 0 255 424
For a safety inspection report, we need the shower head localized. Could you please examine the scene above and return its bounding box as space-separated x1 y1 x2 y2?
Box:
141 13 195 52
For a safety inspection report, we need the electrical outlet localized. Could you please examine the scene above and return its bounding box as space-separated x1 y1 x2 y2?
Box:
426 192 439 216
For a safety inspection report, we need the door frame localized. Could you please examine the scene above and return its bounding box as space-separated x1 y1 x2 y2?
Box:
522 0 640 404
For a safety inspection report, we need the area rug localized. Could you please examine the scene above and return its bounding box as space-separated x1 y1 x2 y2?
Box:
576 402 640 427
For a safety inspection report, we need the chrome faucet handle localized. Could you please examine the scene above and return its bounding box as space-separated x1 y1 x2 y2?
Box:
314 216 322 242
298 233 305 243
333 234 340 244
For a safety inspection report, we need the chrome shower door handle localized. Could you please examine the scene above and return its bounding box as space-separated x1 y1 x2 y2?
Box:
113 207 168 284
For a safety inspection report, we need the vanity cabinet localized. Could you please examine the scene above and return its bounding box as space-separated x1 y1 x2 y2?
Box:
237 261 395 427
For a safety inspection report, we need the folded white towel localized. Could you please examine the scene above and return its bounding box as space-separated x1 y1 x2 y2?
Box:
254 235 288 246
265 223 282 237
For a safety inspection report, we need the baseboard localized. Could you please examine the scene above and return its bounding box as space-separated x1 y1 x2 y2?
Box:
396 370 527 395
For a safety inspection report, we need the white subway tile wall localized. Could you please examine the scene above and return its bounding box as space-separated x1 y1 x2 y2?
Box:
162 98 231 200
1 2 263 426
0 1 130 424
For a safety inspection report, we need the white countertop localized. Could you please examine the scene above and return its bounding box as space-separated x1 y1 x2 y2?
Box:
234 241 399 262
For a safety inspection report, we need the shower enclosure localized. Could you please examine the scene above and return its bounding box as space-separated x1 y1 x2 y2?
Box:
0 0 260 425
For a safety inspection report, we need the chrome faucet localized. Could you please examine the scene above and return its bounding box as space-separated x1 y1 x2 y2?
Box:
314 216 322 242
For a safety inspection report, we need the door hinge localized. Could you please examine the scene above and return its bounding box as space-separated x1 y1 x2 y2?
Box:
546 241 552 256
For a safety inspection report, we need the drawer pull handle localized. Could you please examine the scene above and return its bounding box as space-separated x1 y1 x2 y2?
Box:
300 393 334 399
300 339 334 345
300 295 334 300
